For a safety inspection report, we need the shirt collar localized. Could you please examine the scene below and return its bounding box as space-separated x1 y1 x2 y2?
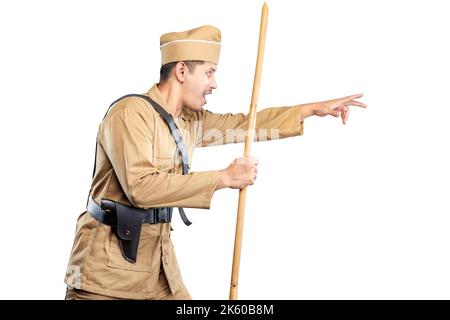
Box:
146 84 194 121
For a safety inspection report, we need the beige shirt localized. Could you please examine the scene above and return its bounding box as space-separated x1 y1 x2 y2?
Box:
65 84 304 299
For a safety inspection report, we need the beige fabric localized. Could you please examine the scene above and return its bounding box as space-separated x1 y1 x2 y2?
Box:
160 25 221 65
64 84 304 299
65 286 191 300
65 267 191 300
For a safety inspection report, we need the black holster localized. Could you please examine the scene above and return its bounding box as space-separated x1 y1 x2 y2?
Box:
101 199 147 263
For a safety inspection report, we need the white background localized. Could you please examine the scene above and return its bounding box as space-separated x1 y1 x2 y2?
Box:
0 0 449 299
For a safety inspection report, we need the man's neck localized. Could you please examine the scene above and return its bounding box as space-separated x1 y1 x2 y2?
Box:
156 82 184 118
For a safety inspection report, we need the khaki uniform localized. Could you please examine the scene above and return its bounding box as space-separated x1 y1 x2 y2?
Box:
65 84 304 299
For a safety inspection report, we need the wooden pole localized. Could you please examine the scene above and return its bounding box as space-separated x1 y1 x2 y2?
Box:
229 2 269 300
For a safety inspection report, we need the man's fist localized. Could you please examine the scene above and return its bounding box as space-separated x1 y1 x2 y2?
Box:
216 156 259 190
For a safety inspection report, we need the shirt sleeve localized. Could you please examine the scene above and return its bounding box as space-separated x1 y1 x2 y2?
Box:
195 105 304 147
100 105 219 209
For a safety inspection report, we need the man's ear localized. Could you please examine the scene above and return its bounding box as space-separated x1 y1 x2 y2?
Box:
174 62 187 83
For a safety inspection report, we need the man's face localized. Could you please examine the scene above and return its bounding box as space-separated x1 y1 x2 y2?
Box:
182 61 217 112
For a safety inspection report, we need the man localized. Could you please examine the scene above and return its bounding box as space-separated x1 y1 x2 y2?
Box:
65 25 366 300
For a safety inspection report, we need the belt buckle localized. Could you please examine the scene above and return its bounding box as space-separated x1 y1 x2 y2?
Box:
157 208 169 223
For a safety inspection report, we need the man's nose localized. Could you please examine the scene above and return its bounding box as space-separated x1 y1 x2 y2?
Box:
210 77 218 90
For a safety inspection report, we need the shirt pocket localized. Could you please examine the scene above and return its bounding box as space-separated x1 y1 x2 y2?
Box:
154 128 177 170
106 227 161 273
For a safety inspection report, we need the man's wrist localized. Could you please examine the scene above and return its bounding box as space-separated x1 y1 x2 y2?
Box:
215 169 228 190
299 103 317 120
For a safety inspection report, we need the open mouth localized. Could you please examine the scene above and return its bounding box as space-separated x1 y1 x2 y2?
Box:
203 92 211 103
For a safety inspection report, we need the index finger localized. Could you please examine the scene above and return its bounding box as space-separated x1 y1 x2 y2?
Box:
344 93 363 101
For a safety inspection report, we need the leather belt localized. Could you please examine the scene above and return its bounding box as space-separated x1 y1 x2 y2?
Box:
87 198 173 225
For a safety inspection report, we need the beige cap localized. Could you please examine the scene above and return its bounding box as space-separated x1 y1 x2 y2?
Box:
160 25 221 65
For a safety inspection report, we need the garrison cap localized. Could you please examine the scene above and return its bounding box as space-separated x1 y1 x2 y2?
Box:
160 25 221 65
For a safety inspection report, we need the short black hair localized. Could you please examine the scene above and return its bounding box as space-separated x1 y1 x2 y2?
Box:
159 60 205 83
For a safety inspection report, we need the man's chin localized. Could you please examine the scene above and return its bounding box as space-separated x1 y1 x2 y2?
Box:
186 104 205 113
197 99 208 109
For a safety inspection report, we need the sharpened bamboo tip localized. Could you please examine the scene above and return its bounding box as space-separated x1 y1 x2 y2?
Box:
262 3 268 22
